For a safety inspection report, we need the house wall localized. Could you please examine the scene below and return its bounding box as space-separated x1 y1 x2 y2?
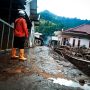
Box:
25 0 38 47
69 37 89 48
80 38 89 48
25 2 31 17
52 36 59 41
29 21 35 47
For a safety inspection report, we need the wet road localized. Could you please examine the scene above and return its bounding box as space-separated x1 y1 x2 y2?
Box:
0 46 90 90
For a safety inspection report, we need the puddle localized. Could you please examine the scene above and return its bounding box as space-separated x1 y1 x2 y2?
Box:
48 78 90 90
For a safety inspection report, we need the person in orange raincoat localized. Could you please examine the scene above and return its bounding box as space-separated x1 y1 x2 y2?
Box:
11 10 29 61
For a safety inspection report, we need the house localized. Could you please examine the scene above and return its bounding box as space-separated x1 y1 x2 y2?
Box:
60 24 90 48
48 31 61 48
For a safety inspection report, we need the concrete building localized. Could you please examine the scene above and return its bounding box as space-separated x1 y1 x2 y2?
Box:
61 24 90 48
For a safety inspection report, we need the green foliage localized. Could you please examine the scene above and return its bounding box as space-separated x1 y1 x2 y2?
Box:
36 10 90 36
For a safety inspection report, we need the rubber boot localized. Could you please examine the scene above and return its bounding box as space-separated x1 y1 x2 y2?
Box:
19 49 27 61
11 48 19 59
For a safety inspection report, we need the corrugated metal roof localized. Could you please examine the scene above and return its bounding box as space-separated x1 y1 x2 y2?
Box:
65 24 90 35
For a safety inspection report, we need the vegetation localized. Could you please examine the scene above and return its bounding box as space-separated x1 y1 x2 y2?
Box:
35 10 90 36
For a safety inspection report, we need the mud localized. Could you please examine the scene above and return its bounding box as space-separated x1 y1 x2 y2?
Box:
0 46 90 90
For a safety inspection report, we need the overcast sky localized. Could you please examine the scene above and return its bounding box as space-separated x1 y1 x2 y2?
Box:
37 0 90 20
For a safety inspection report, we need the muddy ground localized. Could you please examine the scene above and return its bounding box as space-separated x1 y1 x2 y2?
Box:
0 46 90 90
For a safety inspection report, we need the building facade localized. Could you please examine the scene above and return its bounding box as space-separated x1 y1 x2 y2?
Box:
61 24 90 48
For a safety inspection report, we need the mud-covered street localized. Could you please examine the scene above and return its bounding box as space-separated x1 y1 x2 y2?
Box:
0 46 90 90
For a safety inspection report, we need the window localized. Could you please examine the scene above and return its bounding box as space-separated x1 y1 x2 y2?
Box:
72 39 75 47
89 41 90 48
77 39 80 47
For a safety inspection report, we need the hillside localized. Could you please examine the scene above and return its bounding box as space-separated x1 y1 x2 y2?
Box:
36 10 90 36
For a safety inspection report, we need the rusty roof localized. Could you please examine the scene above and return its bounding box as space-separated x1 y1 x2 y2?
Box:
65 24 90 35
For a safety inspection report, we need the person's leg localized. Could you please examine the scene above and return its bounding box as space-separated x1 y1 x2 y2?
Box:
19 49 27 60
11 48 19 58
18 37 27 61
11 36 19 59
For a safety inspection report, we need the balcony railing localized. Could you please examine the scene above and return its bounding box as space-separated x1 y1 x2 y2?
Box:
0 18 14 51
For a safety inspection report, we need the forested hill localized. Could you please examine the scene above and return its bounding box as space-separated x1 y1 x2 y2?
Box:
36 10 90 36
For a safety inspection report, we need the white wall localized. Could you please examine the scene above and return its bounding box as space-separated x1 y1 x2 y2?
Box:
68 38 73 46
52 36 59 41
69 37 89 48
29 21 35 47
25 2 31 17
80 38 89 48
